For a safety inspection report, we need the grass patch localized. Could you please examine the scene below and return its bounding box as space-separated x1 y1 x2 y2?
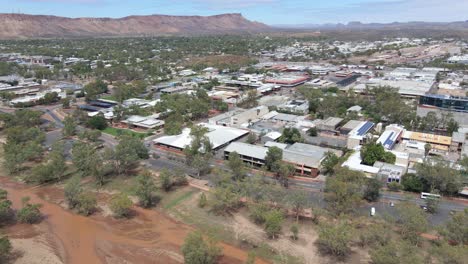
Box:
100 95 118 101
163 189 196 210
102 127 148 139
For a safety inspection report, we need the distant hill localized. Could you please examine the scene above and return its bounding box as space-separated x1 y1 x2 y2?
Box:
273 20 468 40
0 13 270 39
274 20 468 30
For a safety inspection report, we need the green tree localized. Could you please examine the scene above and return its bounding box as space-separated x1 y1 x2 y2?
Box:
87 115 108 130
227 151 246 180
285 190 310 221
321 151 339 174
0 189 13 224
401 173 424 193
164 112 184 135
181 231 222 264
276 162 295 187
265 147 283 171
446 119 459 136
363 178 382 202
395 202 428 245
63 115 77 137
424 143 432 157
109 193 133 218
112 136 149 175
279 127 303 144
17 197 42 224
135 172 158 208
249 202 269 224
290 223 299 240
84 80 108 101
28 143 66 184
425 195 440 214
308 127 318 137
76 193 97 216
64 176 82 209
416 160 462 195
198 192 207 208
247 133 257 144
440 208 468 245
264 209 284 239
324 168 365 215
210 186 242 215
159 169 173 191
317 222 352 258
370 241 424 264
431 242 467 264
184 126 213 177
387 182 401 192
361 142 396 166
0 236 11 262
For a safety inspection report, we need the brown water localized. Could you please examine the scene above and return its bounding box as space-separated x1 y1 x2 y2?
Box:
1 177 268 264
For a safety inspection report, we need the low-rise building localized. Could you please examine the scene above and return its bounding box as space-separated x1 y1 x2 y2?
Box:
346 121 375 149
376 124 405 150
224 142 340 177
154 123 249 151
122 115 164 130
277 100 309 114
317 117 343 132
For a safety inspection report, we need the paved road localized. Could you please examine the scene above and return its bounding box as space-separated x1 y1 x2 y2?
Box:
145 146 468 225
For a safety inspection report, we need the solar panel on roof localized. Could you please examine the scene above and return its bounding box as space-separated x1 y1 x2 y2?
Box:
383 132 395 149
357 121 374 136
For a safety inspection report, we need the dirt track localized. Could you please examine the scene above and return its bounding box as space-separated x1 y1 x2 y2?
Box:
0 177 267 264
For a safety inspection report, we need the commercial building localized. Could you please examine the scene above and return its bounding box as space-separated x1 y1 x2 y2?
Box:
346 121 375 149
277 100 309 114
264 74 310 87
154 123 249 151
317 117 344 132
224 142 339 177
208 106 269 128
402 131 452 153
122 115 164 130
376 124 405 150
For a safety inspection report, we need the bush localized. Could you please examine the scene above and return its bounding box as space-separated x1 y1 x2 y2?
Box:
76 193 97 216
135 173 158 208
401 173 423 193
290 224 299 240
0 236 11 261
181 231 222 264
87 115 108 130
109 193 133 218
64 176 82 209
198 192 207 208
264 209 284 239
17 197 42 224
249 203 269 224
387 182 401 192
317 222 352 257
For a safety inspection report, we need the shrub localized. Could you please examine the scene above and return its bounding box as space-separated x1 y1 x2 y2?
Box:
198 192 207 208
76 193 97 216
109 193 133 218
17 197 42 224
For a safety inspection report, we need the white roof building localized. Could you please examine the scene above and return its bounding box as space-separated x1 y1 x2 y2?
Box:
154 123 249 150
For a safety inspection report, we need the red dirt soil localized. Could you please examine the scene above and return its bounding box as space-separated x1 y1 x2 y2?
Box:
0 177 268 264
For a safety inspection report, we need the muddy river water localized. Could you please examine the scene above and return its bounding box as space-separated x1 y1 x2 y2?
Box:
0 177 268 264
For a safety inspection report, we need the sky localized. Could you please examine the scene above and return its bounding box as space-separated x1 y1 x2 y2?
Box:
2 0 468 25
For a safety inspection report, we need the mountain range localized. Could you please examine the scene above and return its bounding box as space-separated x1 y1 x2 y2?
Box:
0 13 269 39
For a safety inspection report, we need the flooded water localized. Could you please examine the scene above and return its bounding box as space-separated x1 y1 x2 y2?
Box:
0 177 268 264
